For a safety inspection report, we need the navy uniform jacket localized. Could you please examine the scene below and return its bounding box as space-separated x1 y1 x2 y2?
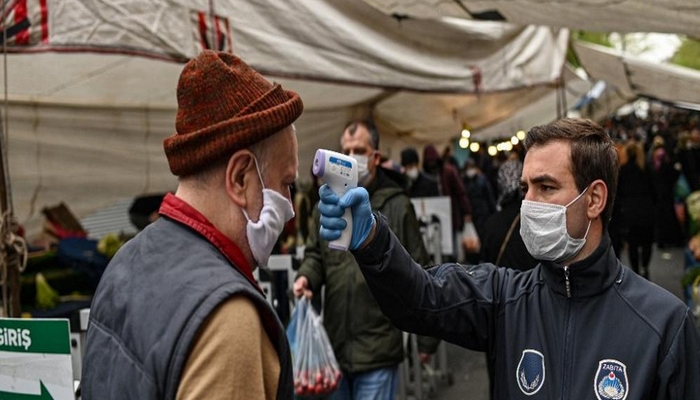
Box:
353 214 700 399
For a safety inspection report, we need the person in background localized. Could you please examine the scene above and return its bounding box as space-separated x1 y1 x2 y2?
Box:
442 144 460 168
651 145 685 247
401 146 439 198
82 50 303 399
608 139 627 258
677 127 700 192
617 141 656 279
423 144 472 262
318 118 700 399
292 119 433 400
480 158 537 271
462 158 497 246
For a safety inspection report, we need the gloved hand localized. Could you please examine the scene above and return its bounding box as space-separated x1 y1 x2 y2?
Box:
318 184 375 250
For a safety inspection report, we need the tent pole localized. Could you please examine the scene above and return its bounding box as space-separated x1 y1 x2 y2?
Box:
0 0 21 317
0 75 19 318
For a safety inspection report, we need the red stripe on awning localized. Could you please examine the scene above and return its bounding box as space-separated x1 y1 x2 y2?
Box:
40 0 48 44
14 0 28 45
197 11 208 50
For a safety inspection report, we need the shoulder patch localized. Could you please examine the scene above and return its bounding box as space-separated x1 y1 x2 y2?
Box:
595 359 628 400
516 349 545 395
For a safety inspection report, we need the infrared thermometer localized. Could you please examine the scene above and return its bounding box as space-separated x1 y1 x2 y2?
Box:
313 149 358 251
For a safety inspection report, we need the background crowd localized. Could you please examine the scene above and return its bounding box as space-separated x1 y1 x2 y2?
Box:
284 104 698 272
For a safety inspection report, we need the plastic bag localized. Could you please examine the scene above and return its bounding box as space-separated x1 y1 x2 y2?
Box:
462 221 481 254
286 297 342 397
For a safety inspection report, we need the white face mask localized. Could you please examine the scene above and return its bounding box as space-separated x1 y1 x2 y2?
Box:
241 157 295 267
406 167 419 180
519 187 591 263
350 153 371 183
466 169 478 178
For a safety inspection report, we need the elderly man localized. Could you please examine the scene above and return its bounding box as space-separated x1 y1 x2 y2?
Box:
319 118 700 399
81 50 303 400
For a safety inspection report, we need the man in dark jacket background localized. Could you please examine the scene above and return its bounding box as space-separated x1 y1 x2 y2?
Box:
293 119 431 400
481 158 537 270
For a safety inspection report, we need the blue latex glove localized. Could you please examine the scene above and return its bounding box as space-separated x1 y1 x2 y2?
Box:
318 184 375 250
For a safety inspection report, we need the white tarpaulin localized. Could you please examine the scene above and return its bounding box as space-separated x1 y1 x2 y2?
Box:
573 42 700 106
4 0 566 93
1 0 571 237
361 0 700 37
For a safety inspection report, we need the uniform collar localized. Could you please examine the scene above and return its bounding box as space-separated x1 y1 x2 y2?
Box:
540 234 622 298
158 193 263 295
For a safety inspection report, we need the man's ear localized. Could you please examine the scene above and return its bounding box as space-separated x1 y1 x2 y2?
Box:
371 150 382 167
587 179 608 220
225 151 256 208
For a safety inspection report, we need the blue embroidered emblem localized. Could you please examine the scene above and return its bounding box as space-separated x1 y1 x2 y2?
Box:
516 349 545 395
595 359 628 400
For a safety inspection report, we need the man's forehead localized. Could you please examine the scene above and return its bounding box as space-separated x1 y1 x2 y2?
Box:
522 143 572 181
341 129 372 148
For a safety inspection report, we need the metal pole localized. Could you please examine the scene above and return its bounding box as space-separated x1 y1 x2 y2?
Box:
0 0 20 317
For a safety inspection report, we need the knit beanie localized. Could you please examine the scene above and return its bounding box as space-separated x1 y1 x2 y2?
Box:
163 50 304 176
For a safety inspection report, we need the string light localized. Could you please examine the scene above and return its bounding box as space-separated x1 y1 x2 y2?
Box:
516 130 526 140
469 142 480 152
461 129 471 138
459 137 469 149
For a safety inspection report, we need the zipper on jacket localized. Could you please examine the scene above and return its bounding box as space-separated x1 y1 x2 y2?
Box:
561 294 574 399
563 266 571 298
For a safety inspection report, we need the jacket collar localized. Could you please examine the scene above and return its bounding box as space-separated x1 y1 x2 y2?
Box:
540 234 622 298
158 193 263 295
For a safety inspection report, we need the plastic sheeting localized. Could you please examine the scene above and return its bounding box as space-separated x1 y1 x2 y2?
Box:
574 42 700 106
362 0 700 37
3 0 567 93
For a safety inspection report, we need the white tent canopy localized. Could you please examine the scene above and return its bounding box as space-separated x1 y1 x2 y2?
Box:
2 0 575 237
361 0 700 37
574 42 700 106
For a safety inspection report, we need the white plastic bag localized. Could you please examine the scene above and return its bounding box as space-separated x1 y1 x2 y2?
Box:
462 221 481 254
287 297 342 397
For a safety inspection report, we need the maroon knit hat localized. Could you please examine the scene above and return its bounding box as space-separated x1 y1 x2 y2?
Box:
163 50 304 176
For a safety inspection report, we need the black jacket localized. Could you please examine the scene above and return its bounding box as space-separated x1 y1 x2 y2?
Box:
481 198 536 271
353 214 700 399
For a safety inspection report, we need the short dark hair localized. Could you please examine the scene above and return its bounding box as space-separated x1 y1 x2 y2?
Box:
400 147 419 167
524 118 619 229
344 119 380 150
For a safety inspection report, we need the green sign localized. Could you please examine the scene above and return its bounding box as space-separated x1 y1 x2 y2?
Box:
0 319 70 355
0 318 73 400
0 381 53 399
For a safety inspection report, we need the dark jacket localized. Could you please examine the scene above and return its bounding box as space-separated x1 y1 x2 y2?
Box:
353 215 700 399
82 198 292 400
423 145 472 232
617 162 656 230
408 171 440 198
481 197 537 271
464 173 497 237
298 168 430 373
